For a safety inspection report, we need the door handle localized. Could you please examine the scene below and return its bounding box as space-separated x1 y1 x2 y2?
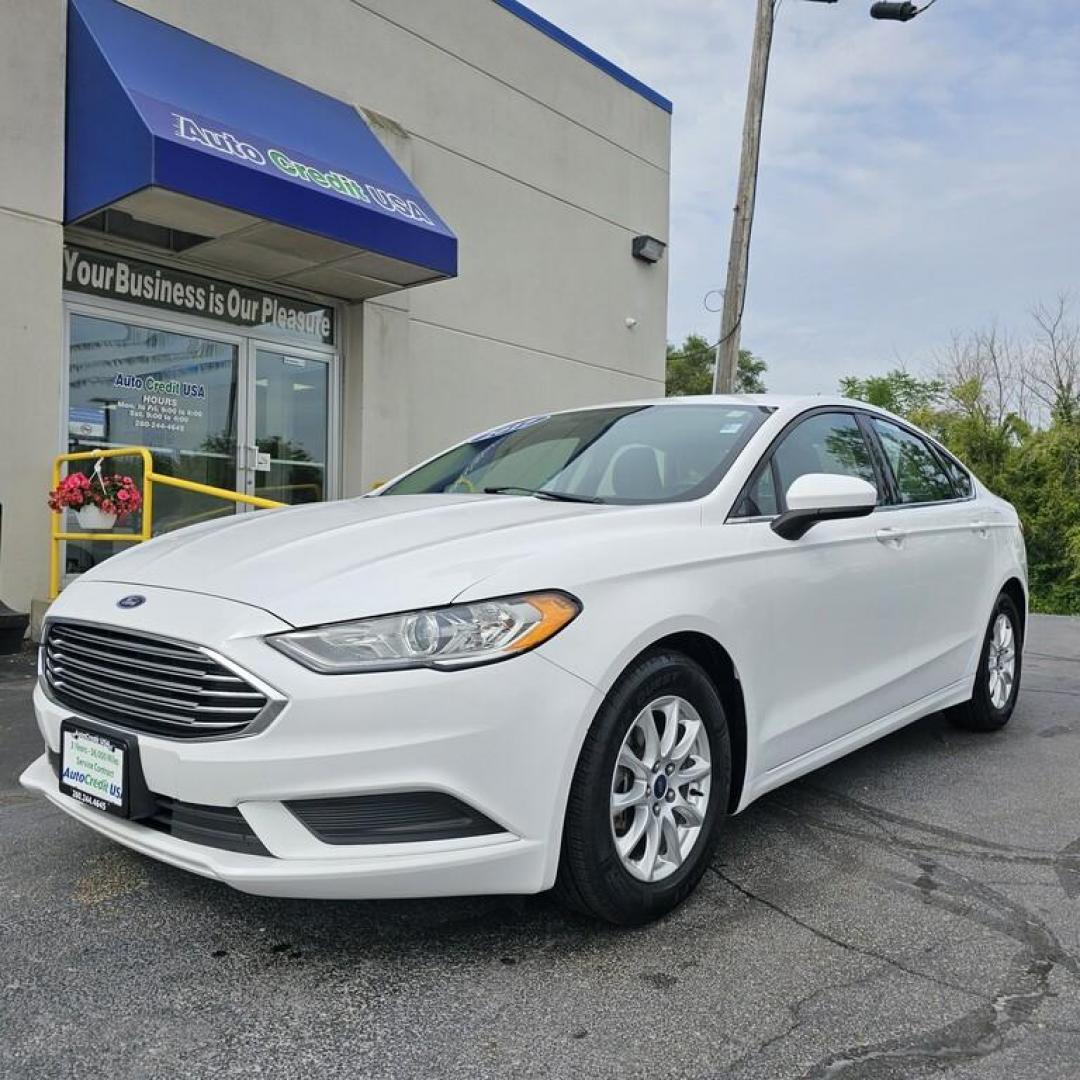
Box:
876 527 906 548
244 445 272 473
970 520 990 538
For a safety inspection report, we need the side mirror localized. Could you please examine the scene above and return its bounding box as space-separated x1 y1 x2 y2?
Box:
771 473 877 541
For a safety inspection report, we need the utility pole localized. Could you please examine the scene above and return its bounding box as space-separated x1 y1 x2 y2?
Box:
712 0 931 394
714 0 775 393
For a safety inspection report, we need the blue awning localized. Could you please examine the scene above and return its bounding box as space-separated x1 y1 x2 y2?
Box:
65 0 457 298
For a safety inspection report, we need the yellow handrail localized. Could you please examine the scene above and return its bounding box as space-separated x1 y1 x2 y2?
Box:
160 484 324 533
50 446 285 599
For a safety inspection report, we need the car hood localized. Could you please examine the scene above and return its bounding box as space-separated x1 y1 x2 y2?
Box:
78 494 624 626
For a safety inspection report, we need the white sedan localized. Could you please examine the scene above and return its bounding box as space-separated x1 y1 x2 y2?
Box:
22 395 1026 924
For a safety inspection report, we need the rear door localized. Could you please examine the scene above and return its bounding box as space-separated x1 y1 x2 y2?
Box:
865 415 991 696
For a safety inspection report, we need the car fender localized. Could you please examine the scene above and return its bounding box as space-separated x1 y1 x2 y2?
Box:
528 609 757 885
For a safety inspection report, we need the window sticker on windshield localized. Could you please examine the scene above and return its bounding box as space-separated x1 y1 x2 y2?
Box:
469 415 550 444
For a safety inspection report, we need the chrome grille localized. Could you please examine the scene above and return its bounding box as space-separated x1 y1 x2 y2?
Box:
43 621 270 739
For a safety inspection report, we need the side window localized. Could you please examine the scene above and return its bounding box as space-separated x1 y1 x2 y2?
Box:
772 412 880 505
735 463 778 518
941 455 973 499
870 418 956 504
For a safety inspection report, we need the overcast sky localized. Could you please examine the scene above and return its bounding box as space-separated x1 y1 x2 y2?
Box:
531 0 1080 394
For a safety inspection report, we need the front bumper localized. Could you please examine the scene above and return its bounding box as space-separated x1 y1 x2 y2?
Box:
22 582 601 898
20 755 548 898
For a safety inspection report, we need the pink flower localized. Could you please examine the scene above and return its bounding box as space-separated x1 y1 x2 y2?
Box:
48 469 142 517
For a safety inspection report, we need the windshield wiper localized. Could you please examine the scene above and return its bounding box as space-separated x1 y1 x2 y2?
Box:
483 486 604 504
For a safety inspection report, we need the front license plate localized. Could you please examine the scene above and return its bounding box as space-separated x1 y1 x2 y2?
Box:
60 723 128 817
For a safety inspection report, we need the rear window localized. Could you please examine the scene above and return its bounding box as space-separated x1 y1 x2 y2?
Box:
871 418 957 504
941 455 973 498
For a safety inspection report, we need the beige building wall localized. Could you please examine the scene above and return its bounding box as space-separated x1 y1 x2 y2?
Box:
0 0 671 611
0 0 66 613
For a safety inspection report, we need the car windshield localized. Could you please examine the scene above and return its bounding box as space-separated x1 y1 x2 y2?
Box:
379 404 769 504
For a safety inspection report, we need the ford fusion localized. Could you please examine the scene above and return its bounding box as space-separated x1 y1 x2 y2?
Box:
22 396 1027 924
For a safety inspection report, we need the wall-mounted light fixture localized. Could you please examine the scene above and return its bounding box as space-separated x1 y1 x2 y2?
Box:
632 235 666 264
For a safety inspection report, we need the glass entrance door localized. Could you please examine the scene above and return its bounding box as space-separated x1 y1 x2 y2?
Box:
66 311 242 574
64 309 336 580
249 347 330 506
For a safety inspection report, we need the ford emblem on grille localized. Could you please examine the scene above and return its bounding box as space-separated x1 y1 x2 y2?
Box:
116 595 146 609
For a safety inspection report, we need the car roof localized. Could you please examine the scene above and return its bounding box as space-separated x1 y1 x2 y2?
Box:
548 394 967 469
546 394 880 418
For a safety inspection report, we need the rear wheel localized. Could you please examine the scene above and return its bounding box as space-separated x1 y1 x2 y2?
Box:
950 593 1023 733
554 650 731 925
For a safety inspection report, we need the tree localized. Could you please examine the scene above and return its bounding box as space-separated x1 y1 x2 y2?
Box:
737 350 768 394
1028 295 1080 426
839 369 943 425
999 422 1080 615
931 329 1032 491
936 326 1030 430
666 334 767 396
839 358 1028 492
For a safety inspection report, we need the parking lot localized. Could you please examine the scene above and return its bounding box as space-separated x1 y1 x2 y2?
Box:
2 615 1079 1080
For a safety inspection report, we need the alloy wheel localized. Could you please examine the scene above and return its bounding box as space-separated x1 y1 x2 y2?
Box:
609 695 712 883
987 612 1017 710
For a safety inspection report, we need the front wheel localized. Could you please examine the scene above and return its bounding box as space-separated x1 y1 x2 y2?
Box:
949 592 1023 733
554 650 731 925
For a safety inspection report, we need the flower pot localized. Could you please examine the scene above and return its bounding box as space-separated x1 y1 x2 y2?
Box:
76 505 118 530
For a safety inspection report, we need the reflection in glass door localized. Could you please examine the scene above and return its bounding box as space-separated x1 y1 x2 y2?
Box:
66 312 241 575
64 310 336 580
251 349 329 505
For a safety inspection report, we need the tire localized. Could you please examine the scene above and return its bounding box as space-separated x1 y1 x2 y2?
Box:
554 649 731 925
949 592 1023 733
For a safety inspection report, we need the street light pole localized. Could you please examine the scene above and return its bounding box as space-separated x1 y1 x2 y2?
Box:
713 0 774 394
712 0 933 394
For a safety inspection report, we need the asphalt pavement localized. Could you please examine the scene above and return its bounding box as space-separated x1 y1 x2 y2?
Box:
2 616 1079 1080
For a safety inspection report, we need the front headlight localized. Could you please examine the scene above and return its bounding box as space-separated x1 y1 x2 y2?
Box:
267 591 581 673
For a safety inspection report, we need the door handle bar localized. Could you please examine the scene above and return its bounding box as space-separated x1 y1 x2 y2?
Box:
876 527 906 548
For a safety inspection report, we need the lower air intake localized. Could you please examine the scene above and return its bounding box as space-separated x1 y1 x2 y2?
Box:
286 791 505 845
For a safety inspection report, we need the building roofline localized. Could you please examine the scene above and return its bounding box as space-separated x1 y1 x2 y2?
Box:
491 0 673 115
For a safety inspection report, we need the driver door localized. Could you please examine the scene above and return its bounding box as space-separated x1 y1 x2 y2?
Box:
728 409 914 771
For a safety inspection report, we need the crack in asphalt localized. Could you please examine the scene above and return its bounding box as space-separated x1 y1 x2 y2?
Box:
721 968 896 1078
711 786 1080 1078
796 788 1049 856
773 792 1080 978
784 787 1080 899
767 804 1080 889
1054 838 1080 899
799 951 1055 1079
709 866 983 1002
